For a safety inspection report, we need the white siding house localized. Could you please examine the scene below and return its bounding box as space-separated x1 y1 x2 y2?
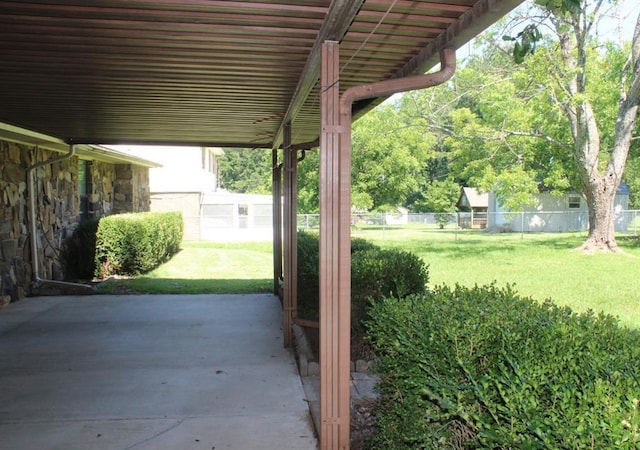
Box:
111 145 222 193
487 184 630 232
109 146 223 240
110 146 274 241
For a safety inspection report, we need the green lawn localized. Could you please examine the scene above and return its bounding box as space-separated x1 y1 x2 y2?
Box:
353 224 640 329
96 241 273 294
98 227 640 329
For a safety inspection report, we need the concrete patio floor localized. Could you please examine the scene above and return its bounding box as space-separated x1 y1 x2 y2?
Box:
0 293 317 450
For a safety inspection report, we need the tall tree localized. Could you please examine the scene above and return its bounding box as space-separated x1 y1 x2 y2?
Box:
218 148 272 194
297 149 320 214
513 0 640 252
351 102 436 211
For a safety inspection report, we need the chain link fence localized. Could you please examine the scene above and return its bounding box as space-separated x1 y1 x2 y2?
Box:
297 210 640 238
184 209 640 241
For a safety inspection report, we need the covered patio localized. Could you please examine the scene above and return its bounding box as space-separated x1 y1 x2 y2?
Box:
0 1 523 447
0 293 316 449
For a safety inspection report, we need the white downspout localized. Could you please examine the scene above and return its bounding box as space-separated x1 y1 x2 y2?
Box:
28 144 76 282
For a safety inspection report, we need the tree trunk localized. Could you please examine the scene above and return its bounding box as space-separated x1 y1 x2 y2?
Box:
550 6 640 254
580 173 620 253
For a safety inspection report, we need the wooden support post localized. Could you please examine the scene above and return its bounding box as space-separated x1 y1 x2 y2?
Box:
282 123 297 348
272 148 282 297
319 40 351 450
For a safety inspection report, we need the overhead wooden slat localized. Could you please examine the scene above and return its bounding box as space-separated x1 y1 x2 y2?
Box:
0 0 524 146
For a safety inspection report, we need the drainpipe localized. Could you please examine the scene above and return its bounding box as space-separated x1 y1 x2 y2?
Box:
340 47 456 120
302 49 457 333
27 144 92 293
319 46 456 448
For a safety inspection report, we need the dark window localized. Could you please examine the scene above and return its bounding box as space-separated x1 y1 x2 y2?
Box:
568 196 581 209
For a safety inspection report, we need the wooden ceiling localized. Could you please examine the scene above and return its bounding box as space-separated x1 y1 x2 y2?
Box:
0 0 523 149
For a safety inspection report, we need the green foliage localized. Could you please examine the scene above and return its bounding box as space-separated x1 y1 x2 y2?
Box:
297 149 320 214
351 103 435 211
296 230 321 320
410 178 460 214
67 218 100 279
367 284 640 449
95 212 183 278
218 148 272 194
410 178 461 227
296 231 429 357
503 24 543 64
503 0 581 63
536 0 582 15
485 165 540 211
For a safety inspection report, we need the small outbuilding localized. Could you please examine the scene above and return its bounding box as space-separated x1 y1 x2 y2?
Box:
458 187 489 229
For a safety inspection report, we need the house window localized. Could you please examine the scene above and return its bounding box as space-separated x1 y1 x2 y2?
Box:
568 196 581 209
238 204 249 228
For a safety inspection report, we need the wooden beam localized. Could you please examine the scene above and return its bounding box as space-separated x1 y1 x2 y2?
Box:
282 123 297 348
272 148 283 297
319 40 351 450
272 0 366 149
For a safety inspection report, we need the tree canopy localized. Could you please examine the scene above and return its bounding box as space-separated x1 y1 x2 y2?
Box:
218 148 272 194
217 0 640 251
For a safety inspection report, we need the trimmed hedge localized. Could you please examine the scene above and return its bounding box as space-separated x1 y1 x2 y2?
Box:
366 284 640 449
95 211 183 278
67 217 100 279
297 230 429 357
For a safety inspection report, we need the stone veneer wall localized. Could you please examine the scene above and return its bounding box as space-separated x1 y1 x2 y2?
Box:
0 139 149 304
87 160 115 217
113 164 150 214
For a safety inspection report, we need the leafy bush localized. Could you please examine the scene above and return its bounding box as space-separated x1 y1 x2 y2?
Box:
296 230 429 357
95 211 183 278
297 230 321 320
66 218 100 279
366 284 640 449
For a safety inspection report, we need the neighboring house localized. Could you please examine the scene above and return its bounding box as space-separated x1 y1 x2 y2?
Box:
0 124 158 303
201 191 273 242
458 187 489 229
120 146 273 241
487 184 630 232
110 146 224 240
112 145 223 193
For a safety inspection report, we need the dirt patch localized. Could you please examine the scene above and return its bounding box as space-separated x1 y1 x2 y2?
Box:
351 398 378 449
299 325 375 363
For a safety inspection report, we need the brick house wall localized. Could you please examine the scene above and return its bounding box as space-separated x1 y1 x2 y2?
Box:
0 139 150 304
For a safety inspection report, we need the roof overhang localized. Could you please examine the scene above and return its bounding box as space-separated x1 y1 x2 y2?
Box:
0 0 524 148
0 122 160 167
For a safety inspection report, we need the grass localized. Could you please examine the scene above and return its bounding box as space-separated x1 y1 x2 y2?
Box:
96 241 273 295
97 225 640 329
353 224 640 329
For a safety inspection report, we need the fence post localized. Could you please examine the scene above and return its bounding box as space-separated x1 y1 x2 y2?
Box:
521 212 524 239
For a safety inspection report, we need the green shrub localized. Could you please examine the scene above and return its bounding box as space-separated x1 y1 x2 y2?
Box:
95 211 183 278
296 230 429 358
366 284 640 449
297 230 321 320
67 217 100 279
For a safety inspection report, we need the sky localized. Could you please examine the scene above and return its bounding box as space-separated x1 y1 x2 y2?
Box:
453 0 639 62
596 0 639 43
